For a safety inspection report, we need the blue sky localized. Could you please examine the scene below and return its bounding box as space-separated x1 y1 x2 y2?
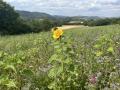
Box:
4 0 120 17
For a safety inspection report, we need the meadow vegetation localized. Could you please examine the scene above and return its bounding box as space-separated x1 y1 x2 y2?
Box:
0 25 120 90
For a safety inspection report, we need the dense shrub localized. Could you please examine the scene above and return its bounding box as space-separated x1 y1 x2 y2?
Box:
25 19 62 33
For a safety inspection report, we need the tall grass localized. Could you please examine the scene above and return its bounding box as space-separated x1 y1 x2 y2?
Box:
0 25 120 90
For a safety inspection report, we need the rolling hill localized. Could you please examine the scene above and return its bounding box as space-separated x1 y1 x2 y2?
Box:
16 10 54 20
17 10 100 20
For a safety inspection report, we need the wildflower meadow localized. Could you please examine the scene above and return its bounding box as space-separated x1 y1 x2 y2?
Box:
0 25 120 90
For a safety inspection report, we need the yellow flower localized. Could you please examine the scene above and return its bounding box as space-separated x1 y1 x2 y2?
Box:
53 28 63 39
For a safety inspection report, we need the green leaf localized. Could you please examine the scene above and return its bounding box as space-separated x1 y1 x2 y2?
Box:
56 48 62 53
0 51 3 58
5 80 17 88
17 59 22 64
22 69 34 77
64 58 72 64
48 66 63 78
0 76 6 84
54 45 60 49
4 65 16 73
96 51 103 57
0 61 4 66
49 54 58 62
94 44 101 48
48 81 56 89
0 76 17 88
69 64 75 72
69 50 75 54
63 47 67 51
107 47 114 53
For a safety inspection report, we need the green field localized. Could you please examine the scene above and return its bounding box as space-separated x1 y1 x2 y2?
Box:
1 25 120 52
0 25 120 90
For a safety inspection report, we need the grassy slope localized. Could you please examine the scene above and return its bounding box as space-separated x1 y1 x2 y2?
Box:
0 32 50 53
0 25 120 53
66 25 120 47
66 25 120 35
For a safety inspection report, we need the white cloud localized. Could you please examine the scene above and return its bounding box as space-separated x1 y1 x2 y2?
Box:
3 0 120 17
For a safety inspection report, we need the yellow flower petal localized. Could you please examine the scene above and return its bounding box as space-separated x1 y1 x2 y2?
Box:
53 28 63 39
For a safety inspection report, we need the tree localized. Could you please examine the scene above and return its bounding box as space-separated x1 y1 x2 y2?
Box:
42 19 53 31
0 0 19 35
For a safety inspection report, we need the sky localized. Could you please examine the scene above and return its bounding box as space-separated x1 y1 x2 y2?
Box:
3 0 120 17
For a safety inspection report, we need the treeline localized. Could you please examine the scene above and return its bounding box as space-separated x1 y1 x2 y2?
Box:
66 18 120 26
0 0 63 35
83 18 120 26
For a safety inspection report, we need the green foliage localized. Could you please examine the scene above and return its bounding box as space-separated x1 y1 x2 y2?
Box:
66 18 120 26
0 0 33 35
28 19 55 32
83 18 120 26
0 25 120 89
48 36 79 90
0 32 53 90
0 0 18 34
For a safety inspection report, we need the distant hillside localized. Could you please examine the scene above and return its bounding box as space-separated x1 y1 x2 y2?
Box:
70 16 100 21
16 10 54 20
17 10 100 20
